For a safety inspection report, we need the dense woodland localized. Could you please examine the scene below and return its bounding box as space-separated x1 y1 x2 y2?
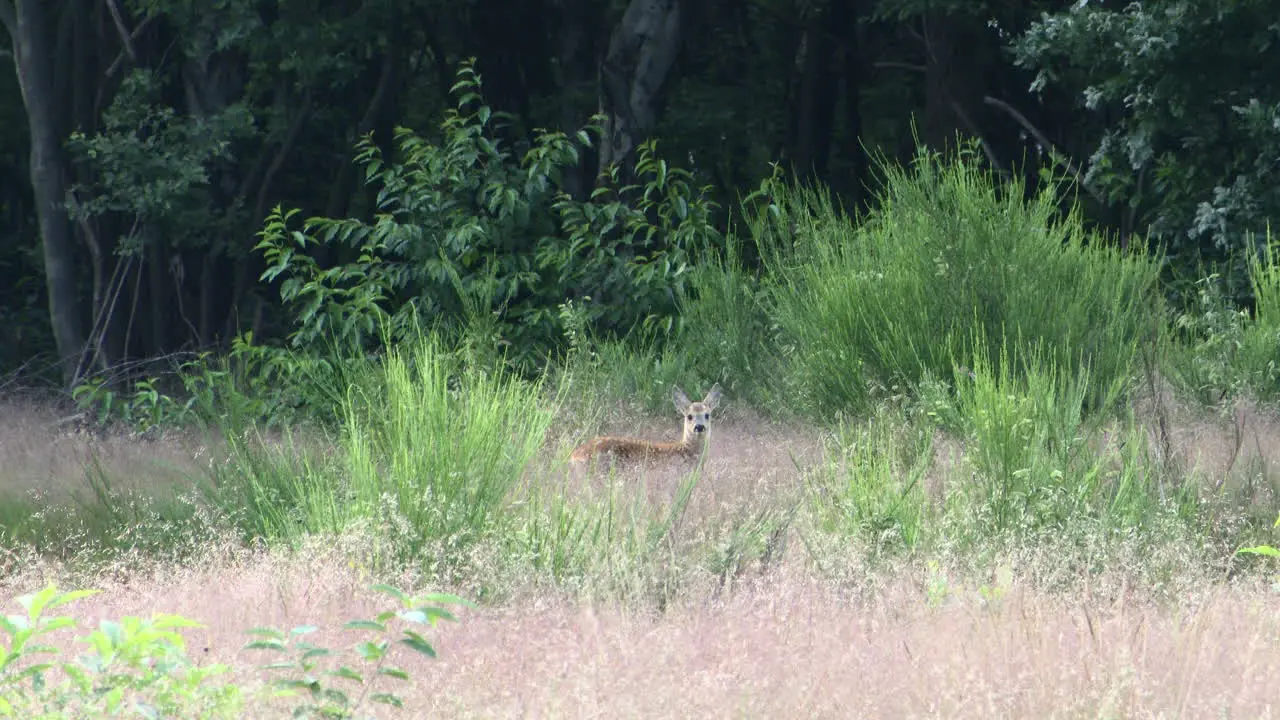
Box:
2 0 1278 387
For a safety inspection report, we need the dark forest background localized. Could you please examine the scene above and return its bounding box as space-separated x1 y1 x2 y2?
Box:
3 0 1278 388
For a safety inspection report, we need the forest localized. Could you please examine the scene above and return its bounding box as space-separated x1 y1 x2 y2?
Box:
2 0 1277 383
2 1 1280 717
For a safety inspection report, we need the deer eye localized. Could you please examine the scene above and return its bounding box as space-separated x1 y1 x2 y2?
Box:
687 414 693 421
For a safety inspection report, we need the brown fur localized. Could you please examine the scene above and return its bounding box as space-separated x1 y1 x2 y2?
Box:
570 384 723 465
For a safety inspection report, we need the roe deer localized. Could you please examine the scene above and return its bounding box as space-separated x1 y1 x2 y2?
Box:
570 384 723 465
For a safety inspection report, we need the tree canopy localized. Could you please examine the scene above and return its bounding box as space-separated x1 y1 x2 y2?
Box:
1 0 1277 383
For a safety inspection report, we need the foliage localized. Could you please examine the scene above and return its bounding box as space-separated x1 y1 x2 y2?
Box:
1014 0 1280 285
255 59 721 369
0 582 469 719
246 584 473 718
1167 230 1280 404
0 585 241 718
206 331 556 568
70 353 223 434
750 144 1164 415
66 69 254 257
1237 511 1280 555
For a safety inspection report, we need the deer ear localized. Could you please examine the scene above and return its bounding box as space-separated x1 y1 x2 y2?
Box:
672 386 692 413
703 383 722 411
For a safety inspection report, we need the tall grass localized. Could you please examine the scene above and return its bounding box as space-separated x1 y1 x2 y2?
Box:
207 332 555 567
510 468 702 602
949 334 1181 536
1165 229 1280 404
1235 232 1280 400
803 336 1196 567
806 411 931 554
750 144 1164 415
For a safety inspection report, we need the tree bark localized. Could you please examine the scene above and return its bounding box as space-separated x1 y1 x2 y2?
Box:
3 0 87 385
597 0 682 180
836 0 867 210
790 3 839 181
556 0 601 201
324 47 400 219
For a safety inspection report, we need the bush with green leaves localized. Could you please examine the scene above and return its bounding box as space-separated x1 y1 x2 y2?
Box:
1013 0 1280 290
748 144 1163 415
0 583 469 719
254 58 720 372
246 584 473 717
1167 231 1280 405
0 585 241 718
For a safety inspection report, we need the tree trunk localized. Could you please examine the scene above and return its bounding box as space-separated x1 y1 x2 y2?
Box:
597 0 682 180
836 0 867 210
146 237 167 356
3 0 86 385
920 10 992 154
556 0 601 201
789 4 839 181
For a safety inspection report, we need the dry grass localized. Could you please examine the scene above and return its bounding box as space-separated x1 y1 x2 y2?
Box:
4 546 1277 719
1 397 1278 718
542 410 824 528
0 400 213 502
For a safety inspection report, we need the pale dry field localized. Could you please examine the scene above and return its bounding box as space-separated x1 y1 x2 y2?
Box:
5 548 1278 719
2 397 1279 718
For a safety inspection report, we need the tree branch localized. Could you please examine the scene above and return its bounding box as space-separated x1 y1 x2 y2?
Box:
103 0 136 62
104 14 154 78
950 101 1005 174
983 95 1109 205
253 92 313 223
872 61 926 73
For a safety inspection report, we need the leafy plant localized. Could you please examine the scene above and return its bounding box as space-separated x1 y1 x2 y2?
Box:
0 582 471 719
0 584 241 718
69 352 244 434
1014 0 1280 288
253 59 720 371
246 584 473 718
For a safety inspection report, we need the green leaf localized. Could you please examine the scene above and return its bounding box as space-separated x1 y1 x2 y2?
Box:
327 666 364 683
398 630 437 658
244 639 288 652
1238 545 1280 558
371 692 405 707
377 666 410 681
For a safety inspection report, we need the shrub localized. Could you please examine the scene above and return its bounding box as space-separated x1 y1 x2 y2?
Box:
254 59 720 372
751 144 1164 416
206 331 555 569
0 582 470 719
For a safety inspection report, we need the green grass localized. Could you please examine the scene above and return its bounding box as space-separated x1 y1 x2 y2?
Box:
742 144 1163 416
204 331 556 573
806 409 931 556
2 143 1278 618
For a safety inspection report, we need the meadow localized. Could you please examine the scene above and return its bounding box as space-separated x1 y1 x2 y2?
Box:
2 148 1278 718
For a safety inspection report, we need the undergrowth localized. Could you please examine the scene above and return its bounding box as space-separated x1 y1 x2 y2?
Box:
0 129 1275 666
